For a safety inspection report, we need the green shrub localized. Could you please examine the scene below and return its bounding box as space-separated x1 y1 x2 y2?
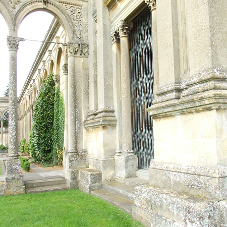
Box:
24 142 30 155
0 144 7 150
19 156 30 172
31 74 55 164
53 86 65 165
20 138 26 153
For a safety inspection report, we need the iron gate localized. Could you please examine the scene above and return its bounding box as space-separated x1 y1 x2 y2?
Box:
129 7 154 169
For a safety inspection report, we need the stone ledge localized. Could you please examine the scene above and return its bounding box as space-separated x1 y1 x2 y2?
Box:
149 69 227 118
133 185 221 226
84 108 117 129
149 162 227 200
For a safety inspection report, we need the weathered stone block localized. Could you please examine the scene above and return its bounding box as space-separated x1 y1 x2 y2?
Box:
66 169 80 189
115 153 138 183
89 157 115 181
79 168 102 194
133 185 221 227
149 162 227 200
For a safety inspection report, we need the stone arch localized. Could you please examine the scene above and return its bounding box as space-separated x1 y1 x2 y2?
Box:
14 1 75 42
0 2 13 34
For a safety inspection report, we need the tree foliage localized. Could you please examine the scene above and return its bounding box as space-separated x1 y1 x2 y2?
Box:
31 75 55 164
52 86 65 165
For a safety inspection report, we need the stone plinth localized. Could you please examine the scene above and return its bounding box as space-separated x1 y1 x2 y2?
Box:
79 168 102 194
4 158 25 195
133 185 221 227
115 153 138 183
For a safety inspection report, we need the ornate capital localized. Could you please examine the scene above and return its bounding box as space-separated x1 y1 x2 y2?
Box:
119 21 133 38
67 43 89 57
111 28 120 44
54 74 60 84
7 36 23 51
67 43 79 56
145 0 156 12
62 64 68 74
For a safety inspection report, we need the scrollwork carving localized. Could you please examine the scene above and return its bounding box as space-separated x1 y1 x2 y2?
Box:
110 28 120 44
61 4 82 40
9 0 21 8
119 21 133 38
7 36 23 51
145 0 156 12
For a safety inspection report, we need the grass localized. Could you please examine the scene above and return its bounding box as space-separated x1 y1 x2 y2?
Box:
0 189 143 227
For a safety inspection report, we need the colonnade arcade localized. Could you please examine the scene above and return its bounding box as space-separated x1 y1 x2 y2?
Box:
0 0 89 194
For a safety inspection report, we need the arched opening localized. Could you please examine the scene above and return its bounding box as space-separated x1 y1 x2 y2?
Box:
0 13 9 97
56 47 62 76
49 60 54 75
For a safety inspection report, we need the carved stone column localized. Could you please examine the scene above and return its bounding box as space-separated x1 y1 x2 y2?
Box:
65 44 86 188
5 36 25 195
62 63 68 173
115 21 137 182
1 118 3 145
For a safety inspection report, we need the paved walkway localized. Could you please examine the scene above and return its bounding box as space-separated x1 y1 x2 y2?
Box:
0 153 64 182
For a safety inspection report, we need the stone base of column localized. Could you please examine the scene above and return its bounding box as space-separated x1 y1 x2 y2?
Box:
4 158 25 195
89 156 115 181
115 152 138 183
65 151 87 189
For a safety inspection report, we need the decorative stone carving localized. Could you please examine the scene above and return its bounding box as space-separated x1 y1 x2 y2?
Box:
54 74 60 84
67 43 79 56
110 28 120 44
60 3 82 40
81 44 89 57
7 36 23 51
145 0 156 12
119 21 132 37
92 10 97 23
9 0 21 8
62 64 68 74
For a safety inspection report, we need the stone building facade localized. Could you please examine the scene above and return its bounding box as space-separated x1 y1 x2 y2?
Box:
1 0 227 225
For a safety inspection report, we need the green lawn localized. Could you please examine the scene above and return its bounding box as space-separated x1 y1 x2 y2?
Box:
0 189 143 227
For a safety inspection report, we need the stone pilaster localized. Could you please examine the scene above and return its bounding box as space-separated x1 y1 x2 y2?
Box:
115 21 137 183
5 36 25 195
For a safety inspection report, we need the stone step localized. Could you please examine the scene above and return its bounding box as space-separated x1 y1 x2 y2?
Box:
125 177 149 187
24 177 66 189
91 189 134 215
133 185 219 227
103 181 135 201
26 184 69 194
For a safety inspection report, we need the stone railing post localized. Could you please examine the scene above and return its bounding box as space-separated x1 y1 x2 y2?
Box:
5 36 25 195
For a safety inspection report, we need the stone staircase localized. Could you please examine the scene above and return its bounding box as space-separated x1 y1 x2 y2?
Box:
91 172 149 215
24 177 69 194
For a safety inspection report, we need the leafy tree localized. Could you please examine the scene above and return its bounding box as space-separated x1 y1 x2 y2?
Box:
4 84 9 97
52 87 65 165
31 74 55 164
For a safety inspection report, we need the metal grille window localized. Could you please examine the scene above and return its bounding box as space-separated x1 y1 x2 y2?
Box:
129 7 154 169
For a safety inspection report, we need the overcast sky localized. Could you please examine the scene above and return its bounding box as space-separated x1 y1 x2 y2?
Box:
0 12 54 97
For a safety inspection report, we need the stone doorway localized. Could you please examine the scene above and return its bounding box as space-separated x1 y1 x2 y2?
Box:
130 7 154 169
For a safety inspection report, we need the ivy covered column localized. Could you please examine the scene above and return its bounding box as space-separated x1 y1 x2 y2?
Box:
5 36 25 195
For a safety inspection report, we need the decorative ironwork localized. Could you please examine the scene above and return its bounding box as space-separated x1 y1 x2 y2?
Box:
129 7 154 169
